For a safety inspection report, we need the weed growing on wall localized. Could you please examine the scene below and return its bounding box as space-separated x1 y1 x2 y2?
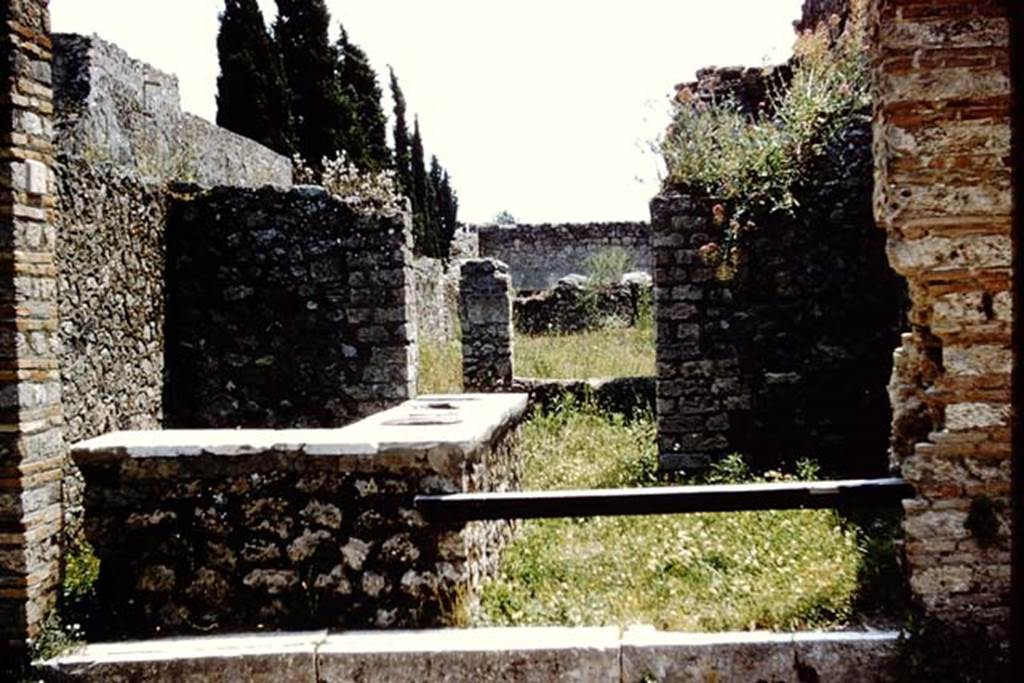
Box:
294 152 405 216
584 247 633 287
660 1 871 276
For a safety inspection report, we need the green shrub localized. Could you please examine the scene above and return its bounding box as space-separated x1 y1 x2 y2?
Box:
584 247 632 287
660 0 871 272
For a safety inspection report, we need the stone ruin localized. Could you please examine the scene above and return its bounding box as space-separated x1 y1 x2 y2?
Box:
0 0 1017 669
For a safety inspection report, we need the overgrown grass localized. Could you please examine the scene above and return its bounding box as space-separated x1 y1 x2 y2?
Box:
418 338 463 394
476 400 869 631
515 325 655 379
418 318 656 390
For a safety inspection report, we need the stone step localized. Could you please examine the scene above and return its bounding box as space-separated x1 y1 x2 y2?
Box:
37 627 900 682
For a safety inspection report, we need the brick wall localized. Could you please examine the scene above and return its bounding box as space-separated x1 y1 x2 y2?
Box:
0 0 65 649
872 0 1012 634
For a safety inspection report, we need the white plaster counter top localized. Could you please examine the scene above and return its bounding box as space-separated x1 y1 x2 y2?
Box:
71 393 528 465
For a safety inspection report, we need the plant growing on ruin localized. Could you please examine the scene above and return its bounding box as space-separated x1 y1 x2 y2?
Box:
660 0 871 276
584 247 632 287
293 152 406 217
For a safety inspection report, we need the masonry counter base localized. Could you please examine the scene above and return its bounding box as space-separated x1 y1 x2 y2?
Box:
69 395 527 635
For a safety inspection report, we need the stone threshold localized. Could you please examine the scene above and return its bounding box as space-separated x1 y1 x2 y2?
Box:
38 626 900 682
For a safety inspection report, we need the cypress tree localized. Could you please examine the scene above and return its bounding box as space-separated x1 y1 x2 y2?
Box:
389 67 412 196
336 27 390 171
437 164 459 258
216 0 295 154
274 0 350 166
410 118 432 254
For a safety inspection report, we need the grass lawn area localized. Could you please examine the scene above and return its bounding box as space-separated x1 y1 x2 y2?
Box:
474 400 884 631
515 324 655 379
417 323 656 395
418 338 463 394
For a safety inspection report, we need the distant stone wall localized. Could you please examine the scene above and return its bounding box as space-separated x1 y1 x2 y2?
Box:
652 120 907 475
478 222 650 292
72 396 526 636
52 33 292 188
872 0 1012 638
413 256 461 343
165 186 417 429
514 279 651 335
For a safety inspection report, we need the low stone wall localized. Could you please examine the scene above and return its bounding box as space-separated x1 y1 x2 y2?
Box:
164 185 417 429
514 279 651 335
478 222 651 292
651 120 907 475
53 33 292 188
71 394 527 636
512 377 655 418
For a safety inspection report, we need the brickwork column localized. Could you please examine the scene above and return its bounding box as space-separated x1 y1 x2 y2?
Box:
0 0 65 649
459 259 513 391
872 0 1012 634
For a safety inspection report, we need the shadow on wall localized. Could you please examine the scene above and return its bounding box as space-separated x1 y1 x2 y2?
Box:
654 120 909 477
163 185 416 429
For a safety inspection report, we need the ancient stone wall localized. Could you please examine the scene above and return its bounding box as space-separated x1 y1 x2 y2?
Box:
652 120 907 475
413 256 461 343
71 395 526 636
164 186 417 429
54 157 168 537
0 0 65 649
478 222 650 293
52 34 292 188
460 259 514 391
55 157 166 444
872 0 1012 636
514 279 651 335
674 66 792 122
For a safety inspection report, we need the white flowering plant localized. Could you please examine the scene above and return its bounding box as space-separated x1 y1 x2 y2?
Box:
293 153 406 217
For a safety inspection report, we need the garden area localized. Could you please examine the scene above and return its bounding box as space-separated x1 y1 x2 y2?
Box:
471 399 902 631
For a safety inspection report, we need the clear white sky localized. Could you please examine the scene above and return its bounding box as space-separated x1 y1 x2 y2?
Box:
50 1 803 224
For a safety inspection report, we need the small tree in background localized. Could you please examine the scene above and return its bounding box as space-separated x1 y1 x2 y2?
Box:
493 211 517 225
216 0 295 154
336 27 390 171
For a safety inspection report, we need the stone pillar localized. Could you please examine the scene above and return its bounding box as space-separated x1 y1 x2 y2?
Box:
649 192 741 472
459 259 513 391
0 0 66 650
872 0 1012 635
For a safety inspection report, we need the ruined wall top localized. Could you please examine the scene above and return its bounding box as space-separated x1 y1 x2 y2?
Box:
52 33 293 188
